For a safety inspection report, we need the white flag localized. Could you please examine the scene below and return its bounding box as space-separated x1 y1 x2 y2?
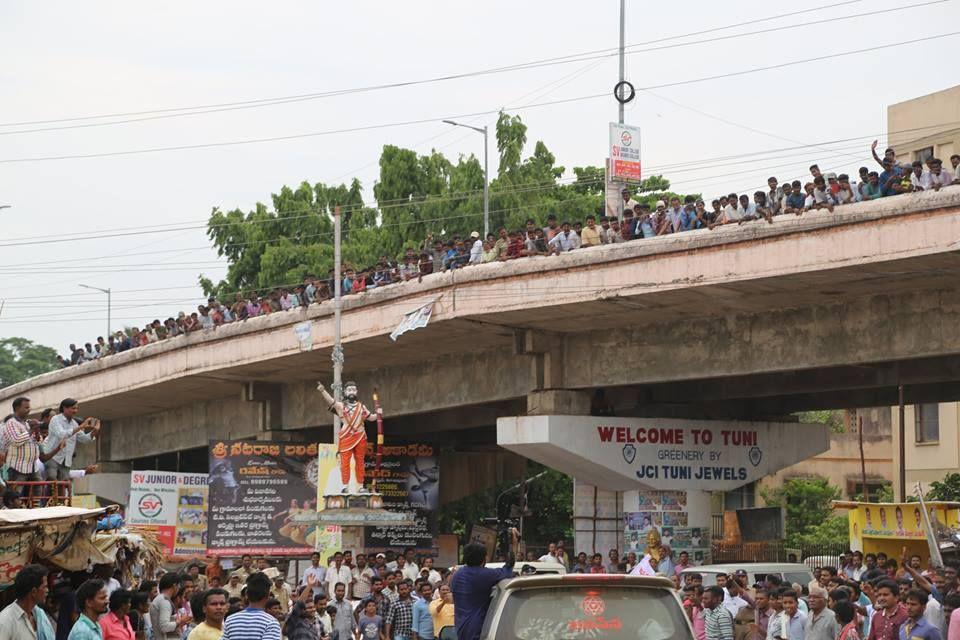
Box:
389 300 435 342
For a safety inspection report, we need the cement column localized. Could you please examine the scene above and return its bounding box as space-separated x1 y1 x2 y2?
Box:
525 389 624 558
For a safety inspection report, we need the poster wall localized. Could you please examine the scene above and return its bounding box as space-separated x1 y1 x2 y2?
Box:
128 471 207 555
624 490 710 565
207 441 319 556
364 444 439 553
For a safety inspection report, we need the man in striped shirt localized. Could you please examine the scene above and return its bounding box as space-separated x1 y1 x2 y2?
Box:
700 586 735 640
222 574 280 640
0 397 43 484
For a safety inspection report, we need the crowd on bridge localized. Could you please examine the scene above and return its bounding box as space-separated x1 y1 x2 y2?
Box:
52 147 960 369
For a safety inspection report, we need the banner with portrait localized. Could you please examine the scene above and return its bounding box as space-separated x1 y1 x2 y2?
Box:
207 440 319 556
364 443 439 554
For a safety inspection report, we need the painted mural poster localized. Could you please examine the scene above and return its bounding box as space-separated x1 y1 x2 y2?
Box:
364 444 439 553
624 490 710 565
207 441 319 556
848 502 960 551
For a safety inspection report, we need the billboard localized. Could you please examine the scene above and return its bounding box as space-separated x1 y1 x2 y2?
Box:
609 122 641 182
364 444 439 554
127 471 208 555
207 440 319 556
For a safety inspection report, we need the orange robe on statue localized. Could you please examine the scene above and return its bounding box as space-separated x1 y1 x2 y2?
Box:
339 401 370 486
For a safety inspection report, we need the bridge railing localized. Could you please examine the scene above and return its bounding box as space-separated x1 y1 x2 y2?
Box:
6 481 73 508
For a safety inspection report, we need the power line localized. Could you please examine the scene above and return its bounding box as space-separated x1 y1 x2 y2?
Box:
0 0 869 132
2 30 957 165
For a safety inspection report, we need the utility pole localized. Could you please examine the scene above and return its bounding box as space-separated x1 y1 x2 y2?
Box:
898 384 906 502
79 284 111 339
618 0 626 124
332 205 343 445
443 120 489 237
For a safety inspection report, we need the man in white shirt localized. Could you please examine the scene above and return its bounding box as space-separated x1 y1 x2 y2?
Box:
547 222 581 254
538 542 564 565
927 158 954 190
326 552 352 598
621 187 638 220
43 398 99 481
301 552 326 598
468 231 483 264
721 193 744 224
419 557 442 587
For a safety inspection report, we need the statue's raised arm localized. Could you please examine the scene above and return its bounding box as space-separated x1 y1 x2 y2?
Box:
316 381 344 417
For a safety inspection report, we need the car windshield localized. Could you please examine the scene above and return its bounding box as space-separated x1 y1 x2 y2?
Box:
495 585 690 640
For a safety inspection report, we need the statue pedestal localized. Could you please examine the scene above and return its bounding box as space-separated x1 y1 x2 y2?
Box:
323 492 384 511
306 492 418 527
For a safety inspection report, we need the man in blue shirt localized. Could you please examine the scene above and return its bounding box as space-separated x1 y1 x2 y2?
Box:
879 158 904 197
900 589 942 640
450 540 516 640
412 581 434 640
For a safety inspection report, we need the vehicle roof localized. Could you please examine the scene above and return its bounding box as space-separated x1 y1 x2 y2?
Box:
499 573 676 591
681 563 812 574
486 561 566 571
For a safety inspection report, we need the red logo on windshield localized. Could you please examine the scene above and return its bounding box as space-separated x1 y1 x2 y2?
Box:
581 591 605 616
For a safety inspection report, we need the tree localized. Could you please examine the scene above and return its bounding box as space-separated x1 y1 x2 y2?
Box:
761 477 841 547
201 110 696 296
0 338 60 388
436 463 572 547
927 473 960 502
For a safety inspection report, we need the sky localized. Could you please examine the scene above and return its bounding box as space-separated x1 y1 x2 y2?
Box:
1 0 959 354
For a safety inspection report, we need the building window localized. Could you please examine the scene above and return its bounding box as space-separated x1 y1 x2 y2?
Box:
915 403 940 443
915 147 934 163
723 482 756 510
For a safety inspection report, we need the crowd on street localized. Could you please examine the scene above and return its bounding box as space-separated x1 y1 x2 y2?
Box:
0 549 461 640
6 535 960 640
51 147 960 370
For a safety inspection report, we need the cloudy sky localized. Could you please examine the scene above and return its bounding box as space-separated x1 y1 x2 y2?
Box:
1 0 958 354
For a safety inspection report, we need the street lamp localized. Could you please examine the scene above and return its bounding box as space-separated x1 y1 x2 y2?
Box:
79 284 111 339
443 119 489 238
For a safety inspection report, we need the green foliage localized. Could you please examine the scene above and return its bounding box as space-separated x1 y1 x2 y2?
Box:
792 514 849 547
797 410 846 433
0 337 60 388
927 473 960 502
875 484 895 502
761 477 841 547
436 463 573 545
201 111 693 296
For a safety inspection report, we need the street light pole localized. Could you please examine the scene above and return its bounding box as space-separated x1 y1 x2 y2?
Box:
443 119 489 237
618 0 626 124
79 284 111 339
332 205 343 445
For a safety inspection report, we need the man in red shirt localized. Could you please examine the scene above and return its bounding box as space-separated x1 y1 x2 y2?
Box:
101 590 136 640
867 580 908 640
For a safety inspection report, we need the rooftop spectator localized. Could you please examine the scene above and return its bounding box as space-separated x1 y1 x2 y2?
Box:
548 221 580 254
581 215 602 247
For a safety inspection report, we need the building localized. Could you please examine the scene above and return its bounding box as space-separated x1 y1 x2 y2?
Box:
892 402 960 497
888 84 960 163
758 409 893 501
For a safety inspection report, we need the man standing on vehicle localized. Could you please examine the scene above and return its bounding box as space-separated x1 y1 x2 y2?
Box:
450 530 517 640
701 586 734 640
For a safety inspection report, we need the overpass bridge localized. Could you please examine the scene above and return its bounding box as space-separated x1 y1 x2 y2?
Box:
5 189 960 497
